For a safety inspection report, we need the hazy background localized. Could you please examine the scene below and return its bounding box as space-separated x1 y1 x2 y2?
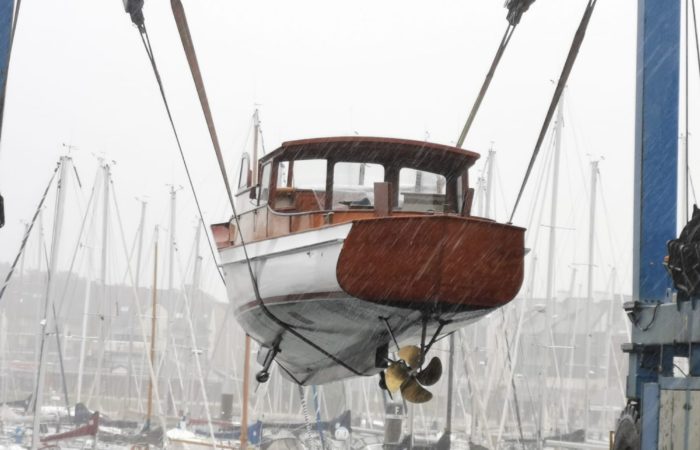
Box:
0 1 650 299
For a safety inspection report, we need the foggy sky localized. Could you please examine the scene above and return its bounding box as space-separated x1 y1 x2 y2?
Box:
0 1 647 298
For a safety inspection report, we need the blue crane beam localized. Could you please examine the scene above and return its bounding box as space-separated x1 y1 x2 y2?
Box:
633 0 680 303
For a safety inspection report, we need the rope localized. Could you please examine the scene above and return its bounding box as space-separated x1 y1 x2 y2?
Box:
509 0 598 223
456 24 515 148
0 160 60 303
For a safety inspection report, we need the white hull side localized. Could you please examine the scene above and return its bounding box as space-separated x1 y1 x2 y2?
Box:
218 223 492 384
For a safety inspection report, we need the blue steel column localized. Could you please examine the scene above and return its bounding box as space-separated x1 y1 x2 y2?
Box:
630 3 680 446
0 0 14 132
0 0 14 230
633 0 680 304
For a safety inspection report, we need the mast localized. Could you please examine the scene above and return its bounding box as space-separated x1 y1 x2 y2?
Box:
562 267 579 431
188 224 202 413
252 109 260 184
164 185 186 415
146 226 159 429
76 250 93 404
31 212 44 399
484 146 495 219
539 95 564 448
583 160 598 439
91 162 111 409
77 170 100 404
241 334 251 450
127 200 147 410
31 156 70 450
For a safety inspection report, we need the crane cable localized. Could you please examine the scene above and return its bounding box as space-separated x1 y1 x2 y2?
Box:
126 1 365 377
509 0 599 223
456 0 535 148
456 24 516 148
132 21 226 287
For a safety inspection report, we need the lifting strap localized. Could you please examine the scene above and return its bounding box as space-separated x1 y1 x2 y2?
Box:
456 24 516 148
509 0 599 223
456 0 536 148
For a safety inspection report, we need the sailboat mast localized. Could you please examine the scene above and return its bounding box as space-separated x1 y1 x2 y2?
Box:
188 223 202 413
31 156 71 450
252 109 260 185
583 160 598 438
128 200 147 411
146 226 159 428
539 95 564 449
92 162 111 408
484 147 495 219
76 252 93 404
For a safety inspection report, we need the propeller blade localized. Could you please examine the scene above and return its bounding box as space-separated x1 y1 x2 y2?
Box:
401 378 433 404
397 345 422 369
416 357 442 386
385 364 410 393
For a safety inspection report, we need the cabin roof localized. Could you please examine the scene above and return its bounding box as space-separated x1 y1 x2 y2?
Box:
262 136 480 176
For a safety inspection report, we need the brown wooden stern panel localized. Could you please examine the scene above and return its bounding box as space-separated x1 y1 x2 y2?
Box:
336 216 525 311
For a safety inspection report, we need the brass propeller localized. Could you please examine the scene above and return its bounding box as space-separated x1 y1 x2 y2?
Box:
397 345 422 368
416 356 442 386
401 378 433 404
385 364 410 393
383 346 443 404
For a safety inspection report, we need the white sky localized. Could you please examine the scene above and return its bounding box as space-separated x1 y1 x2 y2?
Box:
0 1 646 298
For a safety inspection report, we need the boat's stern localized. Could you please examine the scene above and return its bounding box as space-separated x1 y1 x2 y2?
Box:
336 215 525 312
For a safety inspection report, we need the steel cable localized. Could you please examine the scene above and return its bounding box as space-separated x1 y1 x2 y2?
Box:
509 0 599 224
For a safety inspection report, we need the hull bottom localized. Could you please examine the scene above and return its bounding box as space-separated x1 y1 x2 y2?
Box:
237 294 491 385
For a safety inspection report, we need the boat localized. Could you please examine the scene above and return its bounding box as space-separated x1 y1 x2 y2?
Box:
211 136 525 399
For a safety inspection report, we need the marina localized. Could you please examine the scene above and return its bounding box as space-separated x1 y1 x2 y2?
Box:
0 0 696 449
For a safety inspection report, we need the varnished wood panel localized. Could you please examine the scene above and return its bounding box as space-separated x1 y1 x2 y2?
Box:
336 216 525 310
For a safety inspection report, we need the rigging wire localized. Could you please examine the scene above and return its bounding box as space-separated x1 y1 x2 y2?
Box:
54 168 98 318
509 0 599 224
110 179 168 433
135 24 225 287
0 160 60 303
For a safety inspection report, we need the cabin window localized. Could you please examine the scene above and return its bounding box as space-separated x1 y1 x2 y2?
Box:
398 168 447 212
258 162 271 205
237 153 251 190
272 159 327 212
332 162 384 209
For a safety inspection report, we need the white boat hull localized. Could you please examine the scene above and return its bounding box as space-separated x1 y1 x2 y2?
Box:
219 223 491 385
